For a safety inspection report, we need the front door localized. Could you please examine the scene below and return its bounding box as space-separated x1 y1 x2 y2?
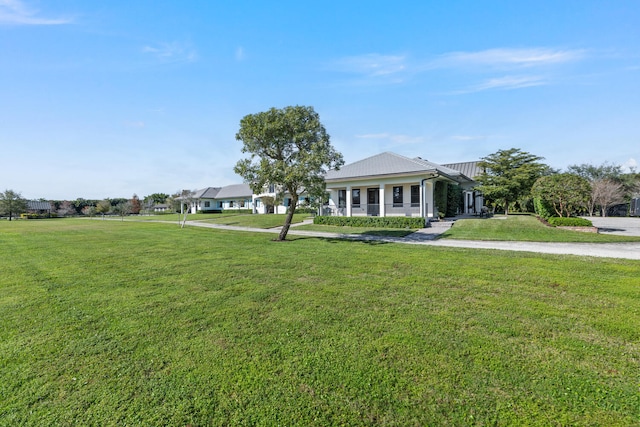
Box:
367 188 379 216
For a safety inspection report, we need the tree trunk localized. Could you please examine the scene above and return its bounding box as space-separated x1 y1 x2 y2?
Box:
277 201 297 241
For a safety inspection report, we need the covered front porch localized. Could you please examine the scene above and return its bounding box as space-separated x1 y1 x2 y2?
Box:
324 179 439 219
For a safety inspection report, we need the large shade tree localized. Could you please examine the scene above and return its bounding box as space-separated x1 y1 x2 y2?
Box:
0 189 28 221
476 148 548 215
234 105 344 240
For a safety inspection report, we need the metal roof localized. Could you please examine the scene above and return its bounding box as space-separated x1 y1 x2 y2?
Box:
442 161 482 179
27 200 52 211
193 187 221 199
325 152 467 182
215 183 252 199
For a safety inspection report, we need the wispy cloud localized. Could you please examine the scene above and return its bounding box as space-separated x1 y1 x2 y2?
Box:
142 42 198 63
622 158 638 172
235 46 246 61
0 0 72 25
331 53 408 82
455 75 547 94
432 47 585 70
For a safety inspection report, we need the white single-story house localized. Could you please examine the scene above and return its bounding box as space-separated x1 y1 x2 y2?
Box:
324 152 479 219
214 183 253 211
152 203 170 212
186 184 254 213
252 184 312 214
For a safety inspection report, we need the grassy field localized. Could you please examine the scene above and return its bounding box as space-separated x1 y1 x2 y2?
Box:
442 214 640 242
1 219 639 425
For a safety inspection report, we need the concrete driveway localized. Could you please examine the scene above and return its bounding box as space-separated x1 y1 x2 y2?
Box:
584 217 640 237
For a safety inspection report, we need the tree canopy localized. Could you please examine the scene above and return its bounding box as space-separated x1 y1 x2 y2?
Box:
0 189 28 221
234 105 344 240
476 148 548 215
531 173 591 217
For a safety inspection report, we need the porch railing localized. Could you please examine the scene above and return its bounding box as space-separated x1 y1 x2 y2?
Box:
322 203 421 217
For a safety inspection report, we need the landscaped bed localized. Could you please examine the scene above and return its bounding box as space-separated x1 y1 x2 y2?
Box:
440 214 640 242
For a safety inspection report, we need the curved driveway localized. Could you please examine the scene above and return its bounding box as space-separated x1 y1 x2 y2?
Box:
184 220 640 261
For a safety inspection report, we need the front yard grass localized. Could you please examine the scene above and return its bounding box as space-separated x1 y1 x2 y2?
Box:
441 214 640 242
1 219 639 425
198 213 311 228
294 223 417 237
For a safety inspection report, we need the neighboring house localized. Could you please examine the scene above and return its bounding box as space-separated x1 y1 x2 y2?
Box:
214 183 253 211
27 200 53 216
442 161 484 215
187 187 221 213
152 203 170 212
252 184 311 214
323 152 476 219
186 184 255 214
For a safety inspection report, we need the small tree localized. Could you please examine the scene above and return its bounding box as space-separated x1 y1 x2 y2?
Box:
96 199 111 219
112 201 132 221
531 173 591 217
0 190 28 221
82 205 97 217
592 179 625 217
476 148 548 215
176 189 195 228
234 106 344 240
130 194 142 215
56 200 76 217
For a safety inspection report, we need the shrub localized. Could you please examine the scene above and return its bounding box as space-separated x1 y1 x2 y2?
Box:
533 197 554 219
314 216 425 228
547 217 593 227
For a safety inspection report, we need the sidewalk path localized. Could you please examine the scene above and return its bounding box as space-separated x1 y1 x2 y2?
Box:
182 220 640 261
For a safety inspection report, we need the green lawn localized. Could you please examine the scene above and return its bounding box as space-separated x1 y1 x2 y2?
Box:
295 223 417 237
197 213 311 228
1 220 639 425
441 214 640 242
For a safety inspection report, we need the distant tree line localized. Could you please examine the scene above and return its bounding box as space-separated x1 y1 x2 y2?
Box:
476 148 640 218
0 191 183 219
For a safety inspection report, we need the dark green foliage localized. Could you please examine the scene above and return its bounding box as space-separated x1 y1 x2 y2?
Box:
531 173 591 217
534 197 555 219
547 217 593 227
446 184 461 217
314 216 425 228
234 105 344 240
434 181 447 217
476 148 549 215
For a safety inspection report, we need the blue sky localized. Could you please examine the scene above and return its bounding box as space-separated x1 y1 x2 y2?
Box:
2 0 639 200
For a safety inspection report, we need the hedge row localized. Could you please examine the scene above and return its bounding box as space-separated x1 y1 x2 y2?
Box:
314 216 425 228
547 217 593 227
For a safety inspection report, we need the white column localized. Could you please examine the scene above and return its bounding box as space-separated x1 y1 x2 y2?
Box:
420 181 424 218
379 184 386 217
425 181 434 218
346 185 352 217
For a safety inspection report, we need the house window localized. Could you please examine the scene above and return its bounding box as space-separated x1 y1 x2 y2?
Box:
229 201 234 208
411 185 420 207
240 200 245 208
268 184 275 193
393 186 403 207
284 198 291 207
338 190 346 208
352 189 360 207
218 201 223 209
204 201 210 208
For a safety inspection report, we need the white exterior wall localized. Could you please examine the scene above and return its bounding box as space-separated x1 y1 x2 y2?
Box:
326 175 442 219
